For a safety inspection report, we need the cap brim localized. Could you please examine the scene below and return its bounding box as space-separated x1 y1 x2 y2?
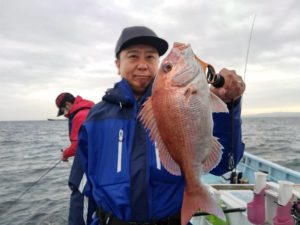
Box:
118 36 168 56
57 108 64 117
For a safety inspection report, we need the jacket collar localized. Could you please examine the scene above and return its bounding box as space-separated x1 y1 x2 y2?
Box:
102 79 153 107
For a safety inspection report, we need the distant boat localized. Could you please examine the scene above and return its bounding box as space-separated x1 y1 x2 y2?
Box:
47 118 67 121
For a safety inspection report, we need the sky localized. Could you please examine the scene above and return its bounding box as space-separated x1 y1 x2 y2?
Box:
0 0 299 121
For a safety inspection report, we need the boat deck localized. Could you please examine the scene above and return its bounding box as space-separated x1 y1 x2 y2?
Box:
192 152 300 225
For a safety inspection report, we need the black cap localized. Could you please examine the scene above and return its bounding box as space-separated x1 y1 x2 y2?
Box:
115 26 168 57
55 92 75 116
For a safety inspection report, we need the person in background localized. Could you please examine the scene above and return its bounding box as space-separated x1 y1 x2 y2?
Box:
56 92 94 161
77 26 246 225
55 92 95 225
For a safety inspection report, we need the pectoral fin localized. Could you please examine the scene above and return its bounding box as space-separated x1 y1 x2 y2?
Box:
210 92 229 113
202 137 223 173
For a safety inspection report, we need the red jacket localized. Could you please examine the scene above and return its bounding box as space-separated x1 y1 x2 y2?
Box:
63 96 94 159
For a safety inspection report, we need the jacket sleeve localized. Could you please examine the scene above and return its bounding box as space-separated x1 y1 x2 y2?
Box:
77 124 96 225
63 111 86 159
77 124 93 198
210 98 245 176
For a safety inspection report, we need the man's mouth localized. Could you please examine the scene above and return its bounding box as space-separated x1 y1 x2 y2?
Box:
135 75 151 79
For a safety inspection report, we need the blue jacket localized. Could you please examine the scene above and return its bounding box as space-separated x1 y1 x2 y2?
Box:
78 79 244 224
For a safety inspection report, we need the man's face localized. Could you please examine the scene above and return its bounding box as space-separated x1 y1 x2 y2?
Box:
116 44 160 98
60 102 72 118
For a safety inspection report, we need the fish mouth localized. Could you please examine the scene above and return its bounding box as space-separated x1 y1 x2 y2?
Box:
173 42 190 50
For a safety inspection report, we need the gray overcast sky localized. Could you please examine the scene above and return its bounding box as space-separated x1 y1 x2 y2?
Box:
0 0 299 121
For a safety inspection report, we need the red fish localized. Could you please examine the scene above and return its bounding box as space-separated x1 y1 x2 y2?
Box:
139 43 228 225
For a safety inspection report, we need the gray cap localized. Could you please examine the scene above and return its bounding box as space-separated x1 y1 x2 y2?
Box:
115 26 168 57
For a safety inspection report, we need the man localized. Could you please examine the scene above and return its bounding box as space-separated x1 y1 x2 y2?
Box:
77 26 245 225
56 92 94 161
55 92 95 225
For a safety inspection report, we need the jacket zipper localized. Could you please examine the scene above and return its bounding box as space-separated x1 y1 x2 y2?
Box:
117 128 124 173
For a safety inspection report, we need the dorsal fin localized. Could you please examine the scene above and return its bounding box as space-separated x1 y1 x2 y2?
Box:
194 54 208 74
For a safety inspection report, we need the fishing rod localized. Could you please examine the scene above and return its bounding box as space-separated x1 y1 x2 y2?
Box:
206 14 256 89
4 158 62 214
17 159 62 200
206 14 256 178
229 14 256 180
244 14 256 82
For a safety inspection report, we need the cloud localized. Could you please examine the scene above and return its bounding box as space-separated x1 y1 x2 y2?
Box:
0 0 300 120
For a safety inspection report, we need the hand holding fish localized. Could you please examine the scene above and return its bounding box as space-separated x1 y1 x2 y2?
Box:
210 68 246 103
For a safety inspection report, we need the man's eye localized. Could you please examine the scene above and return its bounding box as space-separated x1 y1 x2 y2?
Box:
147 55 156 59
128 54 137 58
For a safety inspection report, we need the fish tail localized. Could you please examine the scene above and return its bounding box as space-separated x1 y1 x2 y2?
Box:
181 187 225 225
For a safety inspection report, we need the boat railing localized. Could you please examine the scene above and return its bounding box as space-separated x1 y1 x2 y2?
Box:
238 151 300 184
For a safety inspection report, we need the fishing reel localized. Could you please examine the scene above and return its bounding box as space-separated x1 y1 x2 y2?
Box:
206 64 225 88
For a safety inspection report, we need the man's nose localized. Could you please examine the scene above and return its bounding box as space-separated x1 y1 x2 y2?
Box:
136 58 148 70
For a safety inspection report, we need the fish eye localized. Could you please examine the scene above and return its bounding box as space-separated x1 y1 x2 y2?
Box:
162 62 173 73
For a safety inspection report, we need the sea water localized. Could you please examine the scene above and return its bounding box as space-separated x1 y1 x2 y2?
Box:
0 117 299 224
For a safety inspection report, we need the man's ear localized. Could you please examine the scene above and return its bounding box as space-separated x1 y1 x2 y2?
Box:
115 59 121 75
